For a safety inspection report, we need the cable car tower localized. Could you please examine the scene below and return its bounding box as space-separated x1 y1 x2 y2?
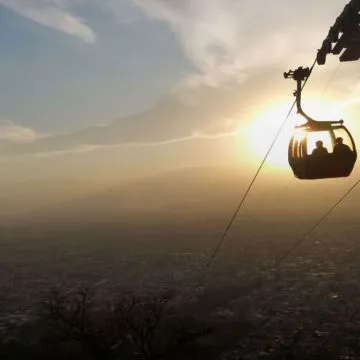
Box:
284 0 360 180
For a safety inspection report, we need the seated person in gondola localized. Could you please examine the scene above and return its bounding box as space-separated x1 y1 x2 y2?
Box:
333 137 352 156
312 140 328 156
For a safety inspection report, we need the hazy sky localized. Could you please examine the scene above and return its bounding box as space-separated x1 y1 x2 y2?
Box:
0 0 359 180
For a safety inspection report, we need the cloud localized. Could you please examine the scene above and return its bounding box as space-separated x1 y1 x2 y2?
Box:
130 0 347 86
0 120 45 143
0 67 295 160
104 0 148 25
26 129 239 159
0 91 245 160
0 0 96 43
0 127 239 162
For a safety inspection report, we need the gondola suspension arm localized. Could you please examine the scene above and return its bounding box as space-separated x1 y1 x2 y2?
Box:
284 66 344 129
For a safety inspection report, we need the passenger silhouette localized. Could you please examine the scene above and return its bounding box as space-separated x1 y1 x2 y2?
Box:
333 137 352 156
312 140 328 156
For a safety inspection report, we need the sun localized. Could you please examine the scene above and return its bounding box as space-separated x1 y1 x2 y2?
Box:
243 103 298 168
242 99 344 168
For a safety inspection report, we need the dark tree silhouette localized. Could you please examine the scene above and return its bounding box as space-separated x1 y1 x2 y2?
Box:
39 288 211 360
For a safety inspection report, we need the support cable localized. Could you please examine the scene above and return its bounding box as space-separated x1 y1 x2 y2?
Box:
205 58 318 269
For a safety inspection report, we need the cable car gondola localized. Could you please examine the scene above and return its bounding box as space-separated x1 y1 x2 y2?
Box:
284 66 357 180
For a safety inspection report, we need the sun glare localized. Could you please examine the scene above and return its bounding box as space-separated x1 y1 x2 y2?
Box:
242 99 344 168
293 129 307 141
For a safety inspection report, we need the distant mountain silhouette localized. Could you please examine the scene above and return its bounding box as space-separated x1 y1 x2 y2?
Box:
1 167 245 224
0 165 342 227
0 178 105 217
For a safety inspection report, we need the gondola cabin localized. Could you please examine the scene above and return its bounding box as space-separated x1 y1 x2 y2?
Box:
288 121 357 179
284 66 357 180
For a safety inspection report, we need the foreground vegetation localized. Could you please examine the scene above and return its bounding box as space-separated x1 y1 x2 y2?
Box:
2 284 360 360
0 288 212 360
